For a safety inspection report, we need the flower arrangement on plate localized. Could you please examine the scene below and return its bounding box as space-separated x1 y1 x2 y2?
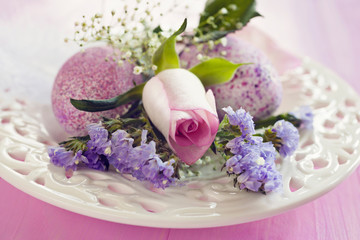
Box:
49 0 313 194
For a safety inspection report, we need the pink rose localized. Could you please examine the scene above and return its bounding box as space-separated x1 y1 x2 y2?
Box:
142 69 219 165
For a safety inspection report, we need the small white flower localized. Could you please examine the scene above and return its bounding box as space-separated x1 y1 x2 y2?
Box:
220 50 227 56
148 38 158 48
124 51 132 58
180 60 188 67
219 8 228 15
133 66 143 75
176 35 183 41
196 54 204 61
151 65 158 71
208 40 214 50
256 157 265 166
236 22 244 29
220 37 227 47
228 4 237 11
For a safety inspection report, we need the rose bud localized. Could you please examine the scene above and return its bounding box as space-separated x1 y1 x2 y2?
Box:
142 69 219 165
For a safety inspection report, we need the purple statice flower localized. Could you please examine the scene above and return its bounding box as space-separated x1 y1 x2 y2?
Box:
48 146 87 171
227 136 276 162
291 106 314 129
226 137 252 155
49 124 176 188
142 157 176 188
253 140 277 163
225 154 244 174
238 161 282 193
263 171 282 192
108 129 134 173
272 120 299 157
109 129 176 189
133 131 176 188
129 131 158 170
48 147 73 167
224 135 282 193
86 123 112 156
223 106 255 139
83 151 109 171
83 123 112 171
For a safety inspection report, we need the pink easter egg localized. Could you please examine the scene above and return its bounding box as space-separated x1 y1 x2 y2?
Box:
51 46 142 135
180 34 282 120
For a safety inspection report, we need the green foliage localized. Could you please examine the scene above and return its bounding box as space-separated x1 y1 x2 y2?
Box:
70 83 145 112
189 58 247 87
212 116 235 158
60 136 89 152
196 0 261 41
152 19 187 74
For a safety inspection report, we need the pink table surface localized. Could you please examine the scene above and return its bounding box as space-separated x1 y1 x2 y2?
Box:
1 0 360 239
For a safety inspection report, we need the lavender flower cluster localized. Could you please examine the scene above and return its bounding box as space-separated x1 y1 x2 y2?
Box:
222 107 283 193
48 123 176 189
221 106 301 193
271 120 300 157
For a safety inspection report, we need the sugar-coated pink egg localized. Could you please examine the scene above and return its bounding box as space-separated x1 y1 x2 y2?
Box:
180 34 282 120
51 46 142 135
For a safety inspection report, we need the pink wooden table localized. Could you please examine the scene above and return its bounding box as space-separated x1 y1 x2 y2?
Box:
1 0 360 239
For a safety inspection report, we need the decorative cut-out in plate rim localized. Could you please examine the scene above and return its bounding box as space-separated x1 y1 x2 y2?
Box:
0 58 359 228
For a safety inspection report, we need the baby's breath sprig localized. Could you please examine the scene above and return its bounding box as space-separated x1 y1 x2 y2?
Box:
68 1 173 79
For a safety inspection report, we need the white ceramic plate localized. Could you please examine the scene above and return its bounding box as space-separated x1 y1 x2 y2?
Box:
0 59 360 228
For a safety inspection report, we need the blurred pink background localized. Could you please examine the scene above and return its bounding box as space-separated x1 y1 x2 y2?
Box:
0 0 360 239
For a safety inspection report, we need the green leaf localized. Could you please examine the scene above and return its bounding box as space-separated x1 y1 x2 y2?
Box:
189 58 247 87
197 0 261 41
70 83 145 112
152 18 187 74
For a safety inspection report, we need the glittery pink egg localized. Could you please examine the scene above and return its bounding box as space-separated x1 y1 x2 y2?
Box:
180 34 282 120
51 46 142 135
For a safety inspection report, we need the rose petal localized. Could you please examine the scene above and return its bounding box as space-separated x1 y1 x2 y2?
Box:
168 138 210 165
174 119 197 146
157 69 217 115
178 117 210 146
205 89 217 113
142 76 171 138
169 110 193 144
192 109 219 135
